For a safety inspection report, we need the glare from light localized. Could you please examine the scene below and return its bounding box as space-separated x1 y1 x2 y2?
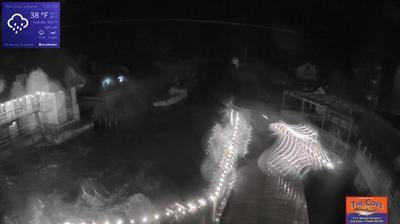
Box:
198 198 207 206
117 75 127 83
259 121 333 179
102 77 113 88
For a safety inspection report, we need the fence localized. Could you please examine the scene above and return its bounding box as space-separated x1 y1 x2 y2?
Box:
280 108 400 216
0 103 40 125
356 140 400 213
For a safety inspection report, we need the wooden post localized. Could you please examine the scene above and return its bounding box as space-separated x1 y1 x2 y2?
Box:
202 214 207 224
346 119 353 143
386 180 392 192
394 190 400 202
332 139 337 152
281 91 286 110
210 199 216 224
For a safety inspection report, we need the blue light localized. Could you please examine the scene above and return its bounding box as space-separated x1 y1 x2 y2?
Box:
117 75 127 84
102 77 113 88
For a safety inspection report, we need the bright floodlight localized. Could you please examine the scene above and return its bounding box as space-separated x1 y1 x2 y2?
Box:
102 77 113 89
258 121 333 179
117 75 127 83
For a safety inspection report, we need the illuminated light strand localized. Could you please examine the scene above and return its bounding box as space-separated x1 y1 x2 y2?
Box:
0 92 45 112
267 165 308 207
62 109 252 224
258 121 333 180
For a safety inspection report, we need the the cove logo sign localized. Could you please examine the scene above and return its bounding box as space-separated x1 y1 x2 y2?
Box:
346 196 388 224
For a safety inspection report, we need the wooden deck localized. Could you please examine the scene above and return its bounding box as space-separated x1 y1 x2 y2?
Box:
221 161 309 224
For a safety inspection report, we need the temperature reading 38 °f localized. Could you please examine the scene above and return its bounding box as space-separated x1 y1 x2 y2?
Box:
30 11 48 19
2 2 60 48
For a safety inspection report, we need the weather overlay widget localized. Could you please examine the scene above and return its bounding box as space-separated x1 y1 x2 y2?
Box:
346 196 388 224
2 2 60 48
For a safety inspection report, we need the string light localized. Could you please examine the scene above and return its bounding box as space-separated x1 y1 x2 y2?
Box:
60 108 251 224
258 121 333 179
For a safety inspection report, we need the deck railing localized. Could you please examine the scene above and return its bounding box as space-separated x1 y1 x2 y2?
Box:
281 102 400 217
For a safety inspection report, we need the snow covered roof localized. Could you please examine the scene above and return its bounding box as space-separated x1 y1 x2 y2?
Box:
0 51 86 101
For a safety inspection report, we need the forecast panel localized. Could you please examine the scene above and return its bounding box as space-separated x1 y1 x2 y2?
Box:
2 2 60 48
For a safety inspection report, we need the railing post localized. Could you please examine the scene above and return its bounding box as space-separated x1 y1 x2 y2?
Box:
321 110 326 129
387 180 392 192
346 119 353 143
394 190 400 202
281 91 286 110
332 139 336 151
344 145 349 158
211 199 216 224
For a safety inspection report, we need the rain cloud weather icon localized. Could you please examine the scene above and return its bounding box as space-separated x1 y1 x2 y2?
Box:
7 13 29 34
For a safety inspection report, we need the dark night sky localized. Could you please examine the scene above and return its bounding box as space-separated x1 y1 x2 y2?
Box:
59 0 400 58
61 0 394 34
4 0 400 70
54 0 400 99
